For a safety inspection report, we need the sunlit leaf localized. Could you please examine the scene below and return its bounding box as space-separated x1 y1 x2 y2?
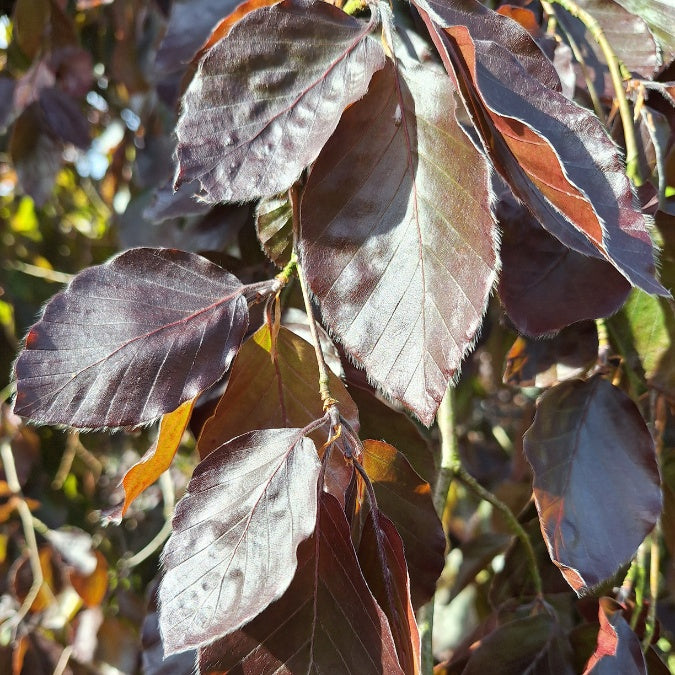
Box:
69 550 108 608
198 493 404 674
14 248 249 428
583 598 647 674
300 34 497 425
362 439 445 609
255 194 293 268
159 428 321 654
197 324 359 458
415 0 665 295
174 0 386 203
119 398 196 517
612 0 675 59
523 377 661 593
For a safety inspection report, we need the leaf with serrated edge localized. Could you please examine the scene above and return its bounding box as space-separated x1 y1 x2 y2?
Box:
414 0 665 296
198 492 404 674
120 398 196 517
524 377 661 593
174 0 386 203
159 428 321 654
14 248 248 428
300 34 497 425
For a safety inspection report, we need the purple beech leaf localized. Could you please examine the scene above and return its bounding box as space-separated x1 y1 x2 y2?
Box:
497 192 631 336
159 428 321 655
299 32 497 426
357 510 421 674
612 0 675 61
198 492 404 674
523 376 662 594
14 248 249 428
583 598 647 674
415 0 666 296
154 0 244 74
174 0 386 203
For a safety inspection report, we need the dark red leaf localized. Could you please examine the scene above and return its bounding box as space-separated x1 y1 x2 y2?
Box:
503 322 599 389
523 376 661 593
174 0 385 203
154 0 243 74
362 440 445 609
357 510 421 674
583 598 647 674
197 324 359 458
300 40 497 425
497 193 631 336
14 248 249 428
415 0 665 295
612 0 675 61
159 428 321 655
198 493 404 674
39 87 90 148
462 612 575 675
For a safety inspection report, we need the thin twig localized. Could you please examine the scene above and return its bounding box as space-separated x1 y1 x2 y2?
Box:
0 439 44 634
52 644 73 675
296 261 335 409
547 0 642 184
642 527 660 650
454 466 544 598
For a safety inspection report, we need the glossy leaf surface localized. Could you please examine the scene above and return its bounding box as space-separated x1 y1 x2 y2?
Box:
197 324 359 457
14 248 248 428
198 493 403 674
416 0 664 295
613 0 675 59
174 0 385 203
362 440 445 609
159 428 321 654
524 377 661 593
300 44 496 425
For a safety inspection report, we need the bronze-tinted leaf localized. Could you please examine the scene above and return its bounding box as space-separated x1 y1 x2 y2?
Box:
497 193 630 336
174 0 385 203
362 440 445 609
503 322 599 389
415 0 665 295
198 493 403 674
14 248 248 428
255 194 293 268
358 510 421 674
583 598 647 674
197 324 359 457
523 377 661 593
612 0 675 60
159 428 320 654
300 42 496 425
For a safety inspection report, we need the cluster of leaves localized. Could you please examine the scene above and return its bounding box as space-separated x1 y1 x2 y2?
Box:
1 0 675 672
